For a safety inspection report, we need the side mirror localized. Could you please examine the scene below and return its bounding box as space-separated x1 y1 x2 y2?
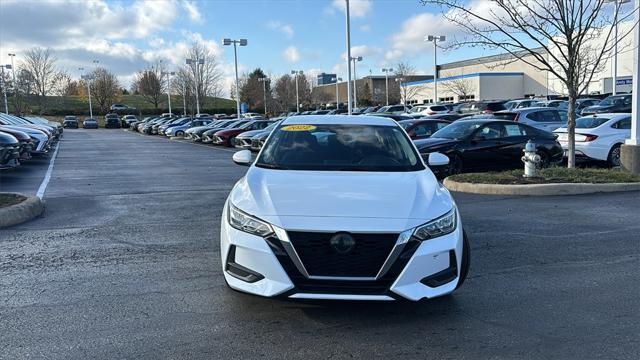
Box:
232 150 252 166
428 152 450 166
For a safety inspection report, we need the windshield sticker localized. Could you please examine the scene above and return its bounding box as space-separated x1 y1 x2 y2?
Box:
281 124 317 132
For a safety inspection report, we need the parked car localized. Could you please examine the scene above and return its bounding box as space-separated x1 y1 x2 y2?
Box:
456 101 507 115
0 114 52 154
581 94 632 115
62 116 78 129
370 113 412 121
310 110 331 115
326 108 348 115
121 114 138 128
83 118 99 129
414 119 563 175
406 104 450 116
535 100 568 109
212 120 276 147
202 120 251 143
362 106 381 113
223 115 469 301
503 99 538 110
158 117 191 135
575 98 601 115
166 118 215 137
417 113 465 122
25 116 64 135
0 131 20 170
376 104 410 115
234 120 282 150
110 103 135 111
554 114 631 167
186 120 234 142
0 127 33 161
495 107 568 132
104 113 121 128
398 119 451 140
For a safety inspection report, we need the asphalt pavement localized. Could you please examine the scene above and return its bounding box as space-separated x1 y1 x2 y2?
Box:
0 129 638 359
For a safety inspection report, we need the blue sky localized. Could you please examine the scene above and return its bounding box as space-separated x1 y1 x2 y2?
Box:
0 0 503 96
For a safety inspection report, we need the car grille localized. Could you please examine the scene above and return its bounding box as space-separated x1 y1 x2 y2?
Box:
286 231 399 277
241 138 251 147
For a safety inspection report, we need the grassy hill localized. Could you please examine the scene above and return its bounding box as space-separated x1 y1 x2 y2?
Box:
9 95 236 116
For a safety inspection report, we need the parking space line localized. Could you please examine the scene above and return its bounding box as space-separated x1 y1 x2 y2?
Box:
124 130 238 153
36 141 61 199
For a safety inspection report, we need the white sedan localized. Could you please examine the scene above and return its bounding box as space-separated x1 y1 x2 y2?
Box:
220 115 470 301
554 113 631 166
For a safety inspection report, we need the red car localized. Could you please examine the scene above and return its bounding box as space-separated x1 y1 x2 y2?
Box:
211 120 276 147
398 119 451 140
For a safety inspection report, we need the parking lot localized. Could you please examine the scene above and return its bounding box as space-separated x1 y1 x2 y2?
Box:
0 129 638 359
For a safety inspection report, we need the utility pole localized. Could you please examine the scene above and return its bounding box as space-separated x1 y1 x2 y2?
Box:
162 71 175 115
345 0 353 115
223 38 248 120
333 77 342 109
425 35 445 104
350 56 362 108
291 70 303 112
381 68 393 106
258 77 268 116
1 65 8 114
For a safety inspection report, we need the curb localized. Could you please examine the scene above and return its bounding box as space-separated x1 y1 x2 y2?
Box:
443 178 640 196
0 193 45 228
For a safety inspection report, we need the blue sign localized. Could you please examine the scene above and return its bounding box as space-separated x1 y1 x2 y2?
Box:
241 102 247 114
616 79 632 85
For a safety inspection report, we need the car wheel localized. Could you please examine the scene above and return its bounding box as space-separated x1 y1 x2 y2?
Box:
537 149 550 168
448 154 463 175
176 131 184 137
455 232 471 290
227 137 236 147
607 144 622 167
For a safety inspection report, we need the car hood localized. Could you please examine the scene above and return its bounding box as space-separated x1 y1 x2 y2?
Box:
583 105 612 112
230 167 454 232
252 131 270 140
186 125 211 133
236 129 264 139
0 125 48 138
0 127 30 141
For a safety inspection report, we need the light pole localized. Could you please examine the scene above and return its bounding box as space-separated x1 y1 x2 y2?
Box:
395 77 406 105
607 0 631 95
223 38 247 120
332 77 343 109
8 53 16 88
345 0 353 115
186 57 205 116
182 80 187 116
350 56 362 108
0 65 9 114
425 35 446 104
381 68 393 106
161 71 175 115
291 70 303 113
258 77 268 116
79 67 94 119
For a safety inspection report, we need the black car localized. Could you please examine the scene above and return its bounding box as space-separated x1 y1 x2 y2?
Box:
0 131 21 170
83 118 99 129
456 101 507 115
104 113 121 128
62 116 78 129
581 94 632 115
414 119 563 176
121 115 138 128
398 119 451 140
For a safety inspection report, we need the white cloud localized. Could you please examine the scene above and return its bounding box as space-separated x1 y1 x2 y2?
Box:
181 0 203 23
282 46 301 63
267 21 294 39
388 12 458 59
341 45 382 61
327 0 372 18
359 24 371 32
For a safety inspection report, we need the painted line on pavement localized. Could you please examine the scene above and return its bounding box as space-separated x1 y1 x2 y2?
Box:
36 141 61 199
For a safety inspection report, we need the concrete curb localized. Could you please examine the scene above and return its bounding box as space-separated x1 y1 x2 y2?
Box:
0 193 45 228
443 178 640 196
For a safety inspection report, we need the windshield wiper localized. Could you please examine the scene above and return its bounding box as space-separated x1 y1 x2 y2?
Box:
256 163 289 170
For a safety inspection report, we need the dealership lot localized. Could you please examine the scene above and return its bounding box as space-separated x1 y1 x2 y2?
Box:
0 129 638 359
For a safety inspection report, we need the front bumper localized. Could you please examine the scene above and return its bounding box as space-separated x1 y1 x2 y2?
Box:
219 205 465 301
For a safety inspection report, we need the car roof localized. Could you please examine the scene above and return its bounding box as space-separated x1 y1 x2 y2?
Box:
578 113 630 119
282 115 397 126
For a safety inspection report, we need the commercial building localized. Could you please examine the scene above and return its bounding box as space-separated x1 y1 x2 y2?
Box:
317 73 337 85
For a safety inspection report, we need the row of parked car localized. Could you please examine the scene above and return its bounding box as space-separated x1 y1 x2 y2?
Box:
0 113 62 170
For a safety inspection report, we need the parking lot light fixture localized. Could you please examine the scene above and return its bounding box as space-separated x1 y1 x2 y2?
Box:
605 0 631 95
8 53 16 91
332 77 343 109
425 35 445 104
345 0 353 115
80 69 95 119
223 38 248 120
162 71 176 116
186 57 205 116
0 65 9 114
381 68 393 106
291 70 303 113
258 77 269 116
350 56 363 108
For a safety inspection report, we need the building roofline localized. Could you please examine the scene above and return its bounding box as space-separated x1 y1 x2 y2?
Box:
439 47 547 70
401 72 524 87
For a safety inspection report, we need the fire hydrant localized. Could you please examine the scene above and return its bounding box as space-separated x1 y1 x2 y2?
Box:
522 140 541 178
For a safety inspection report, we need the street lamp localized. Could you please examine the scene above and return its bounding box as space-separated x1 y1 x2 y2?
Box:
79 67 94 119
332 77 343 109
381 68 394 106
258 77 269 116
425 35 446 104
291 70 303 113
0 64 10 114
186 57 205 116
345 0 353 115
161 71 176 116
8 53 16 89
350 56 362 108
395 77 407 106
223 38 248 120
606 0 631 95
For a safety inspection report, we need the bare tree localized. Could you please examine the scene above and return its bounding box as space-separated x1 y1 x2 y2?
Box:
131 63 166 109
185 42 223 110
441 75 476 100
90 67 121 114
20 47 61 112
424 0 633 168
273 74 296 113
393 61 420 104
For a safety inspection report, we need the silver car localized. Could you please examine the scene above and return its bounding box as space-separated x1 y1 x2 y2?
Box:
497 107 568 132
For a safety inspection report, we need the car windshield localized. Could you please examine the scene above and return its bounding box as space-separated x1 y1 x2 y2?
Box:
263 121 282 132
376 106 390 112
256 124 424 172
431 121 483 140
575 117 610 128
599 96 625 106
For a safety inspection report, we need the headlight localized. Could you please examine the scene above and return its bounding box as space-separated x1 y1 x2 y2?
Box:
228 203 274 237
413 208 457 241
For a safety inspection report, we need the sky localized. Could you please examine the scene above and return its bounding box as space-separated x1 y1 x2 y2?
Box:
0 0 506 97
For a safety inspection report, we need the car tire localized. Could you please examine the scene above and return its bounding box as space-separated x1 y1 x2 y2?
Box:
455 232 471 290
176 131 184 137
448 154 463 175
607 143 622 167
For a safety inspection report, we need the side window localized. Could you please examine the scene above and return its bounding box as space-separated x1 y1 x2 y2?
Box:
436 122 449 130
530 110 557 123
412 124 430 136
557 111 568 123
504 124 525 136
612 118 631 129
477 123 506 139
624 96 632 105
